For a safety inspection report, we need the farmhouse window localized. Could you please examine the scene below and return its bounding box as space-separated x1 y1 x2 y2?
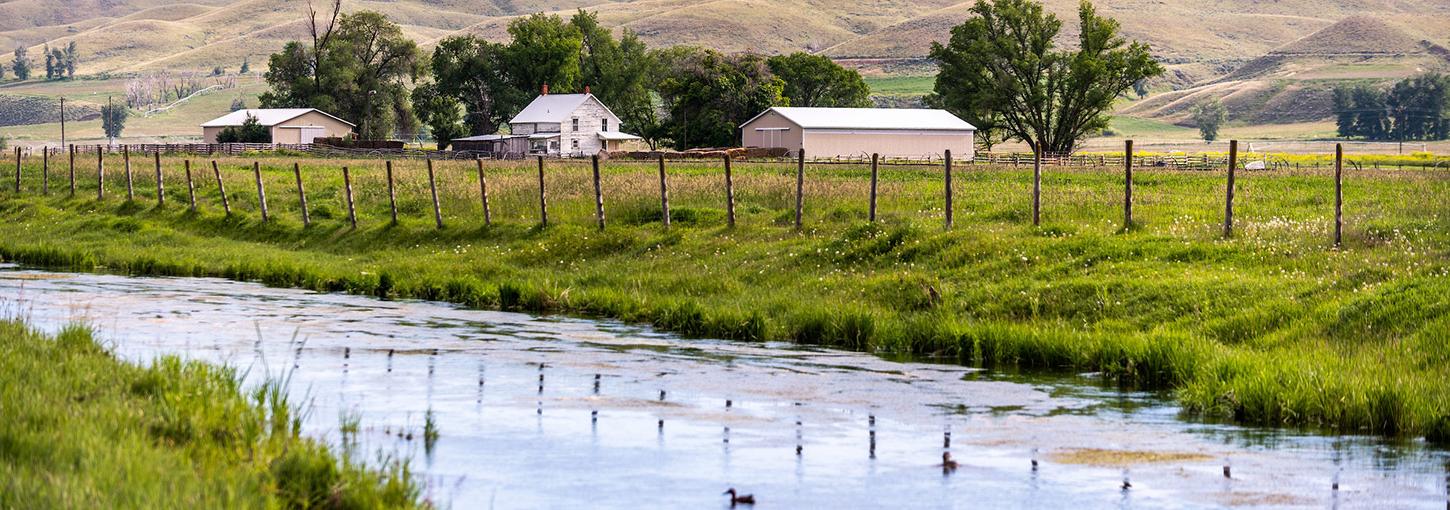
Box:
572 118 579 131
602 118 609 131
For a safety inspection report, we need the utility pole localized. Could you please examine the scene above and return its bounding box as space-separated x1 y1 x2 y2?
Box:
59 97 66 150
106 96 113 148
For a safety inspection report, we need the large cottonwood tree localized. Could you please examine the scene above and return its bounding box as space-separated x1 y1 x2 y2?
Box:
930 0 1161 154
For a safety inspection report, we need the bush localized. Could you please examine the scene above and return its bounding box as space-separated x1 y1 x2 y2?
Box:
217 114 269 143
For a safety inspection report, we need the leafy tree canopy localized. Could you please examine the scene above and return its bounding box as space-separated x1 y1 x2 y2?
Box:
260 7 421 139
655 46 787 149
766 52 871 108
1192 100 1226 143
929 0 1161 154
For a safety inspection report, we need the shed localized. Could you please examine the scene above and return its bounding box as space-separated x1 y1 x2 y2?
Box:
739 107 975 159
200 108 354 144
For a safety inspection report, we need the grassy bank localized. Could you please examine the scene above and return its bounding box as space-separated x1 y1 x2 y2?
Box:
1 154 1449 442
0 319 422 508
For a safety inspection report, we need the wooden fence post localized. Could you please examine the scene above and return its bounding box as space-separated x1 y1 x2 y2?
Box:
1224 140 1238 238
123 146 134 200
68 145 75 196
476 159 490 226
723 154 735 228
427 159 443 229
794 150 805 230
589 154 607 230
385 161 398 224
1032 145 1042 227
12 147 19 193
41 149 49 195
869 153 879 222
537 156 548 227
294 162 310 226
154 151 164 206
343 166 357 229
184 160 196 212
253 162 269 222
96 149 104 201
944 149 954 229
658 154 670 229
212 161 230 215
1124 139 1134 230
1334 143 1343 247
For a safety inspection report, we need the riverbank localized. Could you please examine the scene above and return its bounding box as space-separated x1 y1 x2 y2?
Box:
0 319 422 508
1 154 1448 442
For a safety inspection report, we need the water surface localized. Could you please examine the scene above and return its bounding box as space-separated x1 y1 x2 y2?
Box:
2 265 1446 509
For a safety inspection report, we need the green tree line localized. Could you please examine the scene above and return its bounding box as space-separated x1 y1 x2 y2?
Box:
263 4 872 149
263 0 1157 153
1333 73 1450 141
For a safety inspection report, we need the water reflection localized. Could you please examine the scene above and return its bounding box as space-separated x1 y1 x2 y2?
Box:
3 265 1449 509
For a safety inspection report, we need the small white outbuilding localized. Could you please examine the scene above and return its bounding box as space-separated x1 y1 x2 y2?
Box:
739 107 976 159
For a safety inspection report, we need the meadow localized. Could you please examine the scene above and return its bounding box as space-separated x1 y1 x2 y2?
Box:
0 319 422 508
1 152 1449 442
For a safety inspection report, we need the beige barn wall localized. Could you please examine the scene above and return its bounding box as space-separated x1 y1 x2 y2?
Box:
202 127 225 144
739 111 803 151
275 111 353 140
801 130 974 159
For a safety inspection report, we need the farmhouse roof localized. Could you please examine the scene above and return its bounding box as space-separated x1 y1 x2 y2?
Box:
201 108 355 128
741 107 976 131
509 93 620 124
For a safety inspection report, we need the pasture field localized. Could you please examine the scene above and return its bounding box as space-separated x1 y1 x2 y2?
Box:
0 319 422 508
1 153 1449 442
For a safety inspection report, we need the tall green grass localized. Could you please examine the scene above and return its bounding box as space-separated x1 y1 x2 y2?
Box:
0 319 423 508
2 153 1449 442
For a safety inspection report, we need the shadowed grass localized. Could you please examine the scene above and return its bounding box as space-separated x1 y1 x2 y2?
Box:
2 153 1450 442
0 319 423 508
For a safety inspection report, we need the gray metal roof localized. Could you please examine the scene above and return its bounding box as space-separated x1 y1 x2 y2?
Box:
201 108 354 128
741 107 976 131
510 94 597 124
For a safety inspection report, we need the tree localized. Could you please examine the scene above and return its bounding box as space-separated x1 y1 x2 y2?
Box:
766 52 872 108
504 13 583 97
42 45 53 79
261 4 421 139
423 35 525 137
411 82 467 149
63 42 76 78
230 97 248 111
1132 79 1149 99
571 10 658 139
217 114 271 143
655 46 787 149
101 101 127 144
240 57 251 75
1333 74 1450 141
48 46 64 80
929 0 1162 154
1192 100 1226 143
12 47 31 80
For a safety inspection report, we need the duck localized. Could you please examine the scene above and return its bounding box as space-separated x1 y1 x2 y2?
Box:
723 488 755 506
939 452 959 474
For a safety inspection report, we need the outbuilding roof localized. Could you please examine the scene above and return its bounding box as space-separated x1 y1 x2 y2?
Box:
741 107 976 131
201 108 354 128
510 93 621 124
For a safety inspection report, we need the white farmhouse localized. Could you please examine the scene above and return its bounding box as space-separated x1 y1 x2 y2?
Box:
506 86 641 156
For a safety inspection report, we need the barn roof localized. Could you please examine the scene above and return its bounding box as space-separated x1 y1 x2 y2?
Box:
201 108 354 128
741 107 976 131
510 93 621 124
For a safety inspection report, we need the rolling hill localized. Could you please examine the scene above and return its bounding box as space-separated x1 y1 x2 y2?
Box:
2 0 1449 140
2 0 1447 75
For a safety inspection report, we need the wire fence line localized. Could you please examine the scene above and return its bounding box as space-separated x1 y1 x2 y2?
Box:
5 142 1445 248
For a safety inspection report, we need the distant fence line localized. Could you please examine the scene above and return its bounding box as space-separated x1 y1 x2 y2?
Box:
8 140 1366 245
9 143 1445 170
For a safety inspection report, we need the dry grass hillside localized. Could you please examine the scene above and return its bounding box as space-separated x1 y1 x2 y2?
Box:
2 0 1449 138
1121 16 1450 126
1 0 1446 74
